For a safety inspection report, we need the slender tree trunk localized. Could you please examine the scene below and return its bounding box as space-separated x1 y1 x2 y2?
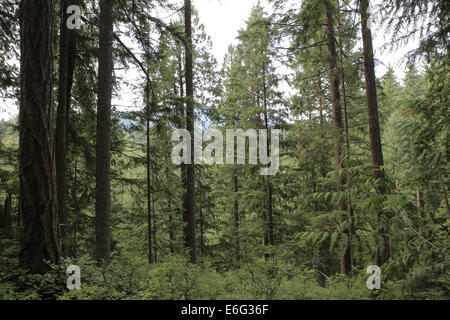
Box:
184 0 197 264
146 84 153 264
437 167 450 219
260 175 269 250
317 72 324 127
234 170 240 260
169 82 178 255
325 5 350 275
256 92 269 253
66 2 77 112
416 190 423 209
65 5 78 232
72 155 78 256
177 53 188 256
56 0 69 247
152 197 157 263
19 0 63 274
337 2 354 274
360 0 389 266
261 63 274 249
56 0 78 251
317 72 327 179
325 6 344 193
200 202 204 255
95 0 114 265
169 213 175 253
1 194 12 237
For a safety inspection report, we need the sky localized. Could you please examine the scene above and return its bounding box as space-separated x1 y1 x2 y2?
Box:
192 0 419 76
0 0 420 121
193 0 257 65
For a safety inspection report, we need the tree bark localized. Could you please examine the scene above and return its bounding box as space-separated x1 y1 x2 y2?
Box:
325 5 350 275
177 53 188 256
184 0 197 264
95 0 114 265
262 63 274 249
416 190 423 209
1 194 12 237
19 0 63 274
152 196 157 263
317 72 327 179
72 155 79 256
199 200 204 255
337 1 354 274
146 83 153 264
56 0 78 251
360 0 389 266
256 92 269 254
234 170 240 260
437 167 450 219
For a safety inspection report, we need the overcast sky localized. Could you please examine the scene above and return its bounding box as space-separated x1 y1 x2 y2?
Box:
0 0 420 121
193 0 419 75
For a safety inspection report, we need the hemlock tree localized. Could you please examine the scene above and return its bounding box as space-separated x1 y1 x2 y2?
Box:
183 0 197 264
323 2 350 274
56 0 80 251
19 0 63 273
95 0 114 264
360 0 389 266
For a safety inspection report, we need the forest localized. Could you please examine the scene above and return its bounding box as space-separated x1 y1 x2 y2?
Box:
0 0 448 300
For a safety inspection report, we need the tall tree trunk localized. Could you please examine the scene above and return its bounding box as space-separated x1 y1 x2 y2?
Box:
260 175 269 250
19 0 63 274
72 155 78 256
234 170 240 260
184 0 197 264
317 71 327 179
262 63 274 249
360 0 389 266
337 1 354 274
56 0 78 251
146 84 153 264
56 0 69 247
169 82 179 255
65 6 78 248
437 167 450 219
168 213 175 253
177 53 187 256
95 0 114 265
152 196 157 263
317 72 324 127
1 194 12 237
256 92 269 253
325 5 350 275
199 201 204 255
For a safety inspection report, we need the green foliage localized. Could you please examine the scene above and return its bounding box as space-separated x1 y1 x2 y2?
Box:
0 0 449 301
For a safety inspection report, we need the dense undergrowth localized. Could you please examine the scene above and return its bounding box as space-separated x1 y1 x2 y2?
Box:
1 238 448 300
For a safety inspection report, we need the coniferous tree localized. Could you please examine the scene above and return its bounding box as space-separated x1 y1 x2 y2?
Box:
95 0 114 264
183 0 197 264
56 0 81 250
19 0 63 273
360 0 389 266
